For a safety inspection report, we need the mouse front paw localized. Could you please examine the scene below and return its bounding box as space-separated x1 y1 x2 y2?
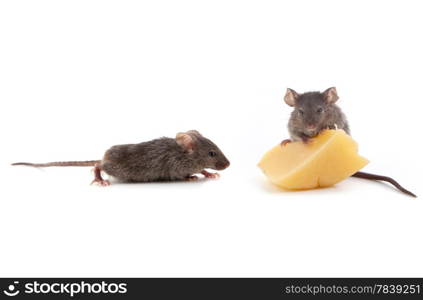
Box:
281 139 292 147
300 135 312 144
201 170 220 179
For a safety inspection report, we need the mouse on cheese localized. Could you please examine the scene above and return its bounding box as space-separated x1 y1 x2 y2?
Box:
258 129 368 190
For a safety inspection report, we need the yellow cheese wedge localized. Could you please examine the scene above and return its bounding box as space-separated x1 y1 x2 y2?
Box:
258 130 369 190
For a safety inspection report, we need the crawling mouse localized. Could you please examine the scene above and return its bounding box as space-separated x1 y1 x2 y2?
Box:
281 87 416 197
12 130 230 186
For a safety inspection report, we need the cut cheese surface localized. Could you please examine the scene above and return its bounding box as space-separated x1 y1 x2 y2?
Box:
258 130 369 190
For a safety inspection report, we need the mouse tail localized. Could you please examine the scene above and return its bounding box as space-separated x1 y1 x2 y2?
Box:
352 171 417 198
11 160 101 167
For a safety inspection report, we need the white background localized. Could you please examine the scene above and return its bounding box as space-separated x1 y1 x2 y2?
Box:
1 0 422 277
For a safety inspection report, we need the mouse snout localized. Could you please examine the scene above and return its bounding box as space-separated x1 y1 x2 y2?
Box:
306 124 317 132
215 160 230 170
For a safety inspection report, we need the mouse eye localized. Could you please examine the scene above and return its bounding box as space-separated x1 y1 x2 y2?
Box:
298 109 304 115
209 151 217 157
316 107 323 113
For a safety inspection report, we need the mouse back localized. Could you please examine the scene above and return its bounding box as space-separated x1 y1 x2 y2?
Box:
101 130 230 182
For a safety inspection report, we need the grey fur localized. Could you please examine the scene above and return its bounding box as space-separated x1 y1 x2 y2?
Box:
282 87 416 197
101 131 230 182
12 130 230 184
286 88 349 142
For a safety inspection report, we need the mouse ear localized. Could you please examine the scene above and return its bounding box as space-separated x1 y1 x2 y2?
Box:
323 87 339 103
284 88 299 106
186 130 202 137
176 133 195 154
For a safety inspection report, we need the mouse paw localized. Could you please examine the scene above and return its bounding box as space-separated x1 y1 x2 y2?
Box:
201 170 220 179
281 139 292 147
91 179 111 186
186 175 199 181
301 137 311 144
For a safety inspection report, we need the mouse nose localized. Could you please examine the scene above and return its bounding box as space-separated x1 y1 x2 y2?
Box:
307 124 316 130
217 161 230 170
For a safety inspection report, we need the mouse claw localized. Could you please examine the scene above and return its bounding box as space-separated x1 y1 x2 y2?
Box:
201 170 220 179
91 179 111 186
281 139 292 147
